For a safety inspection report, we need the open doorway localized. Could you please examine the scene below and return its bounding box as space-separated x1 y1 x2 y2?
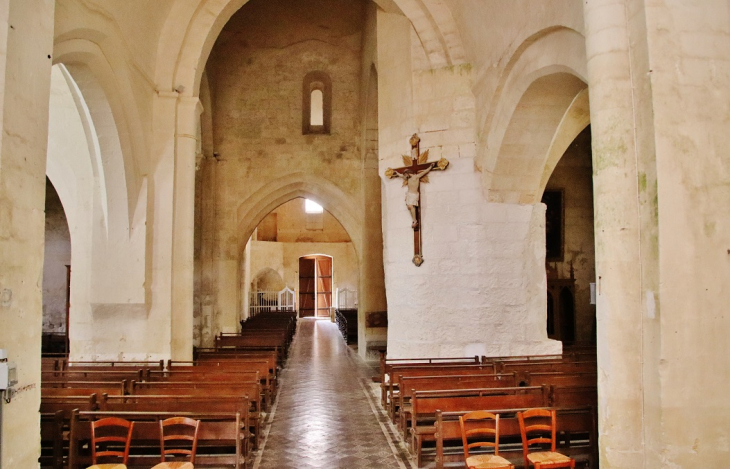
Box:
298 255 333 318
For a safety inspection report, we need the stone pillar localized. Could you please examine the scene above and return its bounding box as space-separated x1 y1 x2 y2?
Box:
198 153 218 347
358 150 388 359
378 8 559 360
643 2 730 467
171 97 200 360
0 1 54 466
583 1 656 466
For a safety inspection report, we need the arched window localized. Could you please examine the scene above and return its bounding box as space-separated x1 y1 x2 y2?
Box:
302 71 331 134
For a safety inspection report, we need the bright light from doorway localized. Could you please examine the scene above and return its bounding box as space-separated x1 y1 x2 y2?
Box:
305 199 323 214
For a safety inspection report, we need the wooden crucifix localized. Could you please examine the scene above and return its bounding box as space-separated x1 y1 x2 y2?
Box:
385 134 449 266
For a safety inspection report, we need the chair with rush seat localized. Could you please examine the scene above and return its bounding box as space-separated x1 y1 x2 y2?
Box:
86 417 134 469
152 417 201 469
459 410 514 469
517 409 575 469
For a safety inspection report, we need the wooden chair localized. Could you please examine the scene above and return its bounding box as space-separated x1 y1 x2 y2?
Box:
87 417 134 469
459 411 514 469
152 417 201 469
517 409 575 469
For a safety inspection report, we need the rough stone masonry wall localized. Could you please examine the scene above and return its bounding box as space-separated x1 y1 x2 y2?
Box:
270 198 352 243
201 0 366 334
42 179 71 333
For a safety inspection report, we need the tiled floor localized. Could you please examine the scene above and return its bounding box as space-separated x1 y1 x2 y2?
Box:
253 318 412 469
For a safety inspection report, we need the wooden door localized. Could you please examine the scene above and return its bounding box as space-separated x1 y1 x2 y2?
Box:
315 257 332 318
298 257 315 317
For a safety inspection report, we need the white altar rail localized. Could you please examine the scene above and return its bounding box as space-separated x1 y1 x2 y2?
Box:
249 286 295 317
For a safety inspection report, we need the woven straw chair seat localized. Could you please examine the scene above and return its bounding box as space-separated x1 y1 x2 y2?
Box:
466 454 513 468
527 451 572 465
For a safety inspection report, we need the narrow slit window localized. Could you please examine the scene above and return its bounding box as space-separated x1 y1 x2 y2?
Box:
310 90 324 126
302 71 331 134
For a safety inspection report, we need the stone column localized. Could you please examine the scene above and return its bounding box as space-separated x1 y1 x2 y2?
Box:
171 97 200 360
198 153 218 347
0 1 54 466
358 150 388 359
583 1 656 466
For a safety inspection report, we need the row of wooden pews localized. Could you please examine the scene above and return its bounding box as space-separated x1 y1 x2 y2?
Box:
379 350 598 468
40 310 297 468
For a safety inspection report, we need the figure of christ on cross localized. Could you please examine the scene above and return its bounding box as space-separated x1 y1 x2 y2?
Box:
396 163 434 229
385 133 449 266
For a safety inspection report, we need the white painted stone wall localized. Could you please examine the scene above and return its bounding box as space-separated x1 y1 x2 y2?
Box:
378 9 559 358
46 65 150 361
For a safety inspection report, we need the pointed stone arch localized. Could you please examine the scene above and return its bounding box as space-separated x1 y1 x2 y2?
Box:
488 71 588 204
478 27 588 196
537 88 591 198
235 172 363 258
53 38 146 229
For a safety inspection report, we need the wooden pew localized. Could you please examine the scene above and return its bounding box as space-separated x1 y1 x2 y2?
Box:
548 385 598 408
68 410 246 469
39 411 64 469
394 373 516 435
383 364 498 412
379 356 480 397
97 394 252 457
131 380 264 449
408 386 549 467
56 359 164 371
40 393 98 418
520 371 597 387
191 349 281 370
145 368 273 411
434 406 597 469
210 341 285 365
41 381 127 396
497 360 596 374
162 360 276 397
41 369 143 383
39 395 101 469
172 354 279 379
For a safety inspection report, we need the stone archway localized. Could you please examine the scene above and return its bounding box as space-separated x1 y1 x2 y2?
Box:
155 0 467 100
477 26 588 193
488 72 588 204
46 63 147 360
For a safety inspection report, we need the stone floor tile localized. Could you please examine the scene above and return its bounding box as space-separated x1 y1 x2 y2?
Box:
253 319 412 469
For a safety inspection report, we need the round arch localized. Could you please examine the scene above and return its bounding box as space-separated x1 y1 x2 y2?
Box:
155 0 466 99
251 267 286 291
